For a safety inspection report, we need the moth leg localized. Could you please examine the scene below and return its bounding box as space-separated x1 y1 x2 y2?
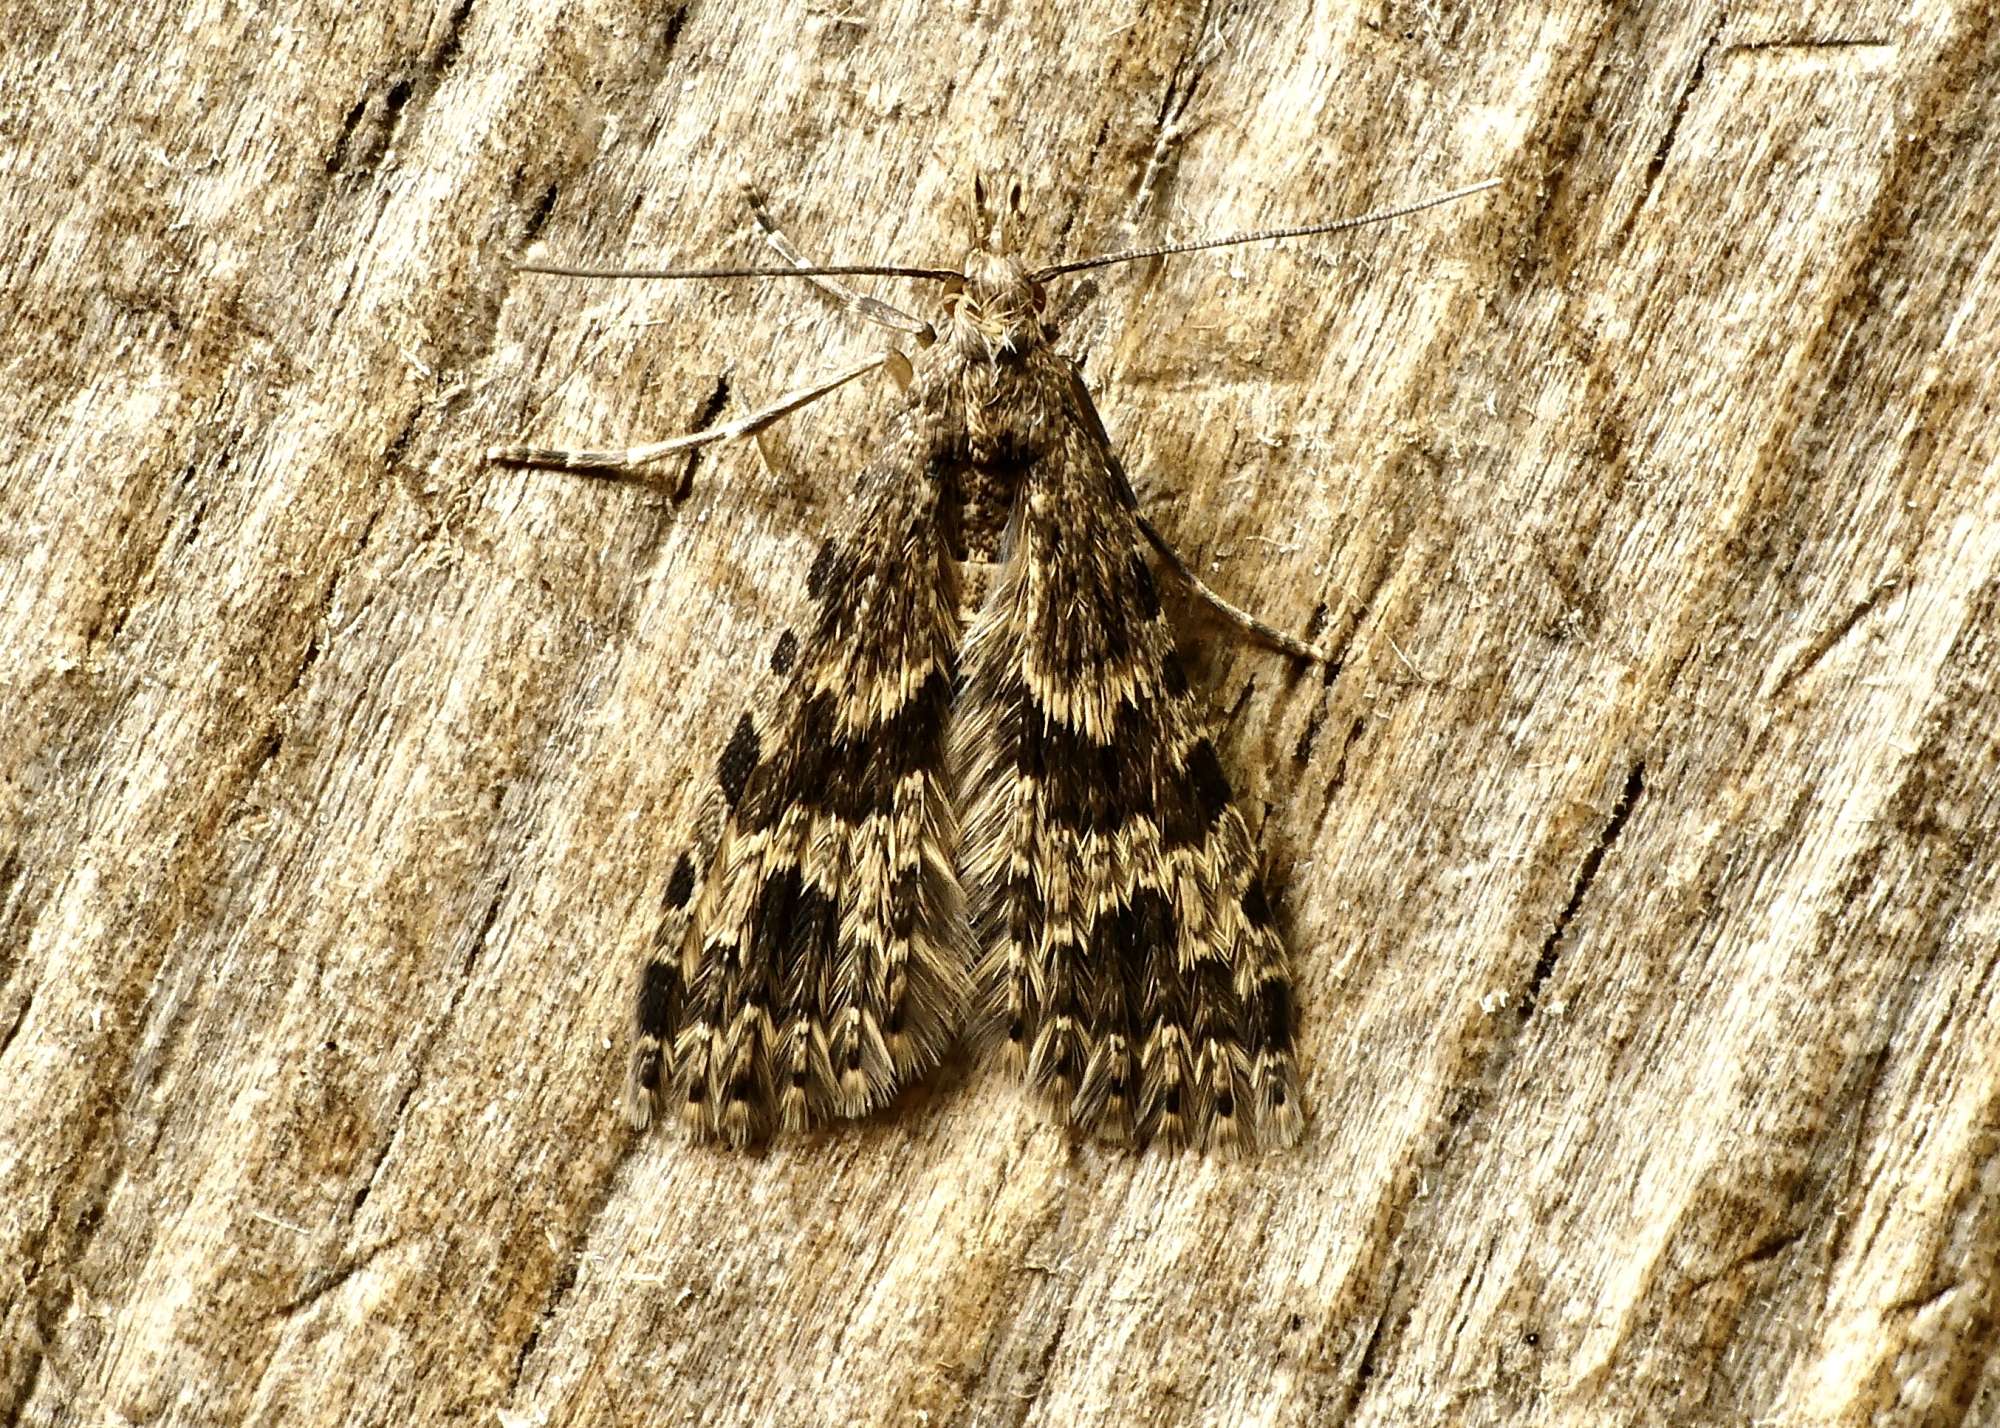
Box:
742 184 935 346
1135 513 1329 664
487 350 905 474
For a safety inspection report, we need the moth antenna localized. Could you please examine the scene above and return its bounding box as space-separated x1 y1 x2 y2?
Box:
516 184 958 288
513 259 959 283
1030 176 1500 281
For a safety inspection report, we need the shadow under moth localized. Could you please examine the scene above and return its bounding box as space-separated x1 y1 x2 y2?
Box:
490 176 1495 1152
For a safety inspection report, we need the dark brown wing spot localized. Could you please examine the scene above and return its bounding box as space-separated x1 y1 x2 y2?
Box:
637 958 680 1039
1007 869 1042 953
763 669 951 827
807 539 838 600
1188 738 1232 828
770 629 799 675
1025 698 1164 834
631 1044 662 1097
718 713 760 808
752 867 801 969
1106 888 1175 1032
663 852 696 911
1128 551 1160 619
1191 955 1244 1044
778 882 836 1015
1251 977 1295 1053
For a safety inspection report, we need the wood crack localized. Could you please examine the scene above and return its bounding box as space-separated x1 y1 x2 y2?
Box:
1763 569 1902 703
1520 760 1645 1020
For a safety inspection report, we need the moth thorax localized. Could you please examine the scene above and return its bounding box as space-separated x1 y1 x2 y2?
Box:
950 250 1045 353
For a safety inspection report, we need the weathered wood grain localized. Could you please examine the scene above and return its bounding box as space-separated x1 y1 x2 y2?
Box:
3 1 1996 1424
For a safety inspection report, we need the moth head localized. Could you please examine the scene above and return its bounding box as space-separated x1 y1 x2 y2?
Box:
943 250 1049 353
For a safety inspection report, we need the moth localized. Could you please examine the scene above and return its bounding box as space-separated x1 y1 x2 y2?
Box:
490 176 1496 1151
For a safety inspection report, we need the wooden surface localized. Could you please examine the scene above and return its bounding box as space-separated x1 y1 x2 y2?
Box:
4 1 1997 1424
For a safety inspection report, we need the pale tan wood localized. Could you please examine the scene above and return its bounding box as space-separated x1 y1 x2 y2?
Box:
3 2 1996 1425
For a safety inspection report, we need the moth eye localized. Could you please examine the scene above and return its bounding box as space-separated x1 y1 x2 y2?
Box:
1028 280 1047 312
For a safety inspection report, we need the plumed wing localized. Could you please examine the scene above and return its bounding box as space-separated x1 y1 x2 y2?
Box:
954 366 1303 1151
629 416 972 1147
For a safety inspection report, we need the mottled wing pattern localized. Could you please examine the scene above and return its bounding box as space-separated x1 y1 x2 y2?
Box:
955 361 1303 1151
629 413 972 1146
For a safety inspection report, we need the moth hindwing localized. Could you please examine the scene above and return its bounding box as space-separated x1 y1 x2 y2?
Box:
498 179 1497 1149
